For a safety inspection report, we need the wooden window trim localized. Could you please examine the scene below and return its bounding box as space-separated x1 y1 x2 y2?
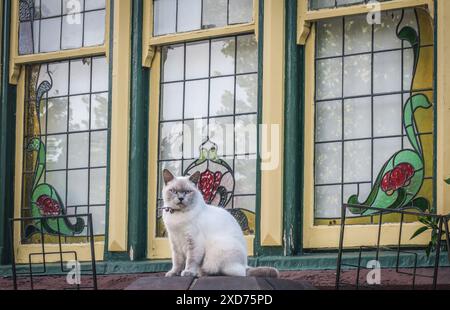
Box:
145 0 290 260
9 0 111 84
301 1 440 249
142 0 259 68
297 0 434 45
11 0 132 262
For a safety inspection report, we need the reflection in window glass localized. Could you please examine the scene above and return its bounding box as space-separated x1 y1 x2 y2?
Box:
156 35 258 237
309 0 392 10
153 0 253 36
314 9 434 224
19 0 106 55
21 56 109 242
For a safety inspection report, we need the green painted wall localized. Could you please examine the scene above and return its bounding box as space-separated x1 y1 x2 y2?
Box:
0 0 15 265
283 0 304 256
127 0 149 261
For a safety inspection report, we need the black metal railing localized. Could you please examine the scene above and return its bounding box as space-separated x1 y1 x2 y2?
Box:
336 204 450 290
10 214 98 290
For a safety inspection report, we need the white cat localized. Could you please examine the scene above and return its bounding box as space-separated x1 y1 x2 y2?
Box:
162 169 279 278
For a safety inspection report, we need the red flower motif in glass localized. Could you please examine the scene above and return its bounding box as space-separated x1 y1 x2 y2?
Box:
381 163 415 196
198 170 223 202
36 195 61 216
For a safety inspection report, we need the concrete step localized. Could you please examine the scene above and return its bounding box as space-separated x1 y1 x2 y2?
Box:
125 276 316 290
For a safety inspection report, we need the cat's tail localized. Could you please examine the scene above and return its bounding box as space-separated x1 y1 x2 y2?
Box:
246 267 279 278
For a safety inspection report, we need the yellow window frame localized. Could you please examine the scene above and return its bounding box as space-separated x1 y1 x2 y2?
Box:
297 0 434 44
146 0 287 259
11 0 132 263
299 0 450 249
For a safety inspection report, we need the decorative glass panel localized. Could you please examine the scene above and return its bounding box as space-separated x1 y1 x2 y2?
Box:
153 0 254 37
314 9 434 225
21 56 109 243
309 0 393 10
156 35 258 237
19 0 106 55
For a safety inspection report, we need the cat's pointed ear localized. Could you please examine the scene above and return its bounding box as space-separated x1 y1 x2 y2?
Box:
189 171 201 185
163 169 175 185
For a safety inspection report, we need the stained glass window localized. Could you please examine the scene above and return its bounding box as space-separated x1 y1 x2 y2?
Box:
153 0 253 36
21 56 109 242
156 34 258 236
309 0 393 10
314 9 434 224
19 0 106 55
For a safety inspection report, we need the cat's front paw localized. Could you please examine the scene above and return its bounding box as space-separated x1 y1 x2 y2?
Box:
181 270 198 277
165 270 180 277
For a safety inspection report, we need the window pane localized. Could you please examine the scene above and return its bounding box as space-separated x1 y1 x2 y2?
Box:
317 18 343 58
343 54 371 96
41 0 62 18
236 74 257 114
69 95 90 131
61 14 83 50
345 14 371 55
21 57 110 242
229 0 253 24
19 0 106 55
315 100 342 142
186 41 209 80
46 135 67 170
92 57 109 92
157 35 258 236
162 44 184 82
237 35 258 74
84 10 106 46
47 97 68 134
177 0 201 32
91 93 109 130
91 131 108 167
153 0 253 36
153 0 176 36
313 9 434 224
210 76 235 116
202 0 227 28
310 0 335 10
85 0 106 10
343 97 371 140
40 17 61 53
68 133 89 168
211 37 235 77
184 80 208 119
70 59 91 94
90 168 107 205
67 169 88 206
316 58 342 100
310 0 389 10
161 82 183 121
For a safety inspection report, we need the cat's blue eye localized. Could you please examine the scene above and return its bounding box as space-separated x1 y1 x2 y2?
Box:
170 189 177 194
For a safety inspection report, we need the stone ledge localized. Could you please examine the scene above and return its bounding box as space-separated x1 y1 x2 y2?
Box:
124 276 316 290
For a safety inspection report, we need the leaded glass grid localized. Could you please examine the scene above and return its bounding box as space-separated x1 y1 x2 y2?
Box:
21 56 110 242
19 0 106 55
309 0 393 10
153 0 254 37
313 9 434 224
156 34 258 236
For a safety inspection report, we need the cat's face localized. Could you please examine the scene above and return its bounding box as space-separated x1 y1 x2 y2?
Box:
162 169 201 212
